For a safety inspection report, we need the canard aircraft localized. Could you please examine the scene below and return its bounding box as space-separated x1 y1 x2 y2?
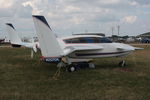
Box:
32 15 142 72
6 23 39 52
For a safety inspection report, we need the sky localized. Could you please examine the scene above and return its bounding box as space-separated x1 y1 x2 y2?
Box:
0 0 150 38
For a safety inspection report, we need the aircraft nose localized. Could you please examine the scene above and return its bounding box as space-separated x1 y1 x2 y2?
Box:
114 43 135 51
126 45 135 51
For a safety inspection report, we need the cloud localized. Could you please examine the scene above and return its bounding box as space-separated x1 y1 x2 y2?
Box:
64 5 81 13
0 0 150 37
129 1 139 6
121 16 137 24
0 0 32 18
134 0 150 5
22 0 43 14
0 0 14 9
98 0 121 4
69 16 84 24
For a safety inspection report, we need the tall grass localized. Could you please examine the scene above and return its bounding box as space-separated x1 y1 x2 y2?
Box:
0 46 150 100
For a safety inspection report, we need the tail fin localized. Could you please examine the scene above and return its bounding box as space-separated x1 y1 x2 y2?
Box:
32 15 63 57
6 23 22 45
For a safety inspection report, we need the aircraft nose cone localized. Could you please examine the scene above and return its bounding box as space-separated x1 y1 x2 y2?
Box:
126 45 135 51
114 43 135 51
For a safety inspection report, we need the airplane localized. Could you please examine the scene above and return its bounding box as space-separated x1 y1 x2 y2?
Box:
6 23 39 52
0 39 5 43
32 15 143 72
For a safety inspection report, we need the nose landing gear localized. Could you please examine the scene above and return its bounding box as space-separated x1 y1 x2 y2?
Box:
119 60 126 67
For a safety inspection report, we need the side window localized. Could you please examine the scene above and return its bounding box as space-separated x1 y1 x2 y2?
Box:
71 38 80 43
100 38 105 43
64 38 80 43
64 39 72 43
79 37 87 43
85 37 94 43
94 37 100 43
64 37 112 43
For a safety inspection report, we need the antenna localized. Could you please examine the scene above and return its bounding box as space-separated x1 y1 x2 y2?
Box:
112 27 114 36
118 25 120 36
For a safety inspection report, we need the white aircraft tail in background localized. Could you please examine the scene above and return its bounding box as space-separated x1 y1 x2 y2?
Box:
6 23 22 47
6 23 39 53
32 15 143 72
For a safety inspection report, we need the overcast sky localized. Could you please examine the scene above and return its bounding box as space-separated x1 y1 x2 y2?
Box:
0 0 150 38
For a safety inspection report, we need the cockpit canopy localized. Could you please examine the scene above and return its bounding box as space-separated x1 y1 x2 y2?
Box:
63 37 112 43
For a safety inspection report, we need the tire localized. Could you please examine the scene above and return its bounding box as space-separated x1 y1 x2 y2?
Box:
68 65 76 72
119 60 126 67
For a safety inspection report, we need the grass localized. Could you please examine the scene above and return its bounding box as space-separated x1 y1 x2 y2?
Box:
0 45 150 100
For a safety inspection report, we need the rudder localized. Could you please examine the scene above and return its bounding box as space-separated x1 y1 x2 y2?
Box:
6 23 22 46
32 15 63 58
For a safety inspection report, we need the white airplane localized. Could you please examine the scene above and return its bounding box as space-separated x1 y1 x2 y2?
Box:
6 23 39 52
32 15 143 72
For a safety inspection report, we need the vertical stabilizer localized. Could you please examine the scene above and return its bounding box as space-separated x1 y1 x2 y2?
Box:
32 15 63 57
6 23 22 45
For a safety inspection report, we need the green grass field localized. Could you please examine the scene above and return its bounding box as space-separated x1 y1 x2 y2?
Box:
0 45 150 100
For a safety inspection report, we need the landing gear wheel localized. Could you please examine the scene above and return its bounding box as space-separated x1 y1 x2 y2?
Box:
68 65 76 72
119 60 126 67
89 63 95 69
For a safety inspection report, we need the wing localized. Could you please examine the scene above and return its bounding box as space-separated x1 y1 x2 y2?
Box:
134 47 144 50
115 43 135 51
117 47 135 51
63 45 103 56
116 45 143 51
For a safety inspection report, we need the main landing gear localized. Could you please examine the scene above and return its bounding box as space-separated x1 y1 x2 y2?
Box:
119 60 126 67
67 62 95 72
68 65 76 72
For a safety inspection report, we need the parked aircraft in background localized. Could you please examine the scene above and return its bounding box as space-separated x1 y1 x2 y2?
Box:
6 23 39 52
32 15 143 72
141 38 150 43
0 39 5 43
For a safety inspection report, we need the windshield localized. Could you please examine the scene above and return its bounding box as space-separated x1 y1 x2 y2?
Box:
64 37 112 43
